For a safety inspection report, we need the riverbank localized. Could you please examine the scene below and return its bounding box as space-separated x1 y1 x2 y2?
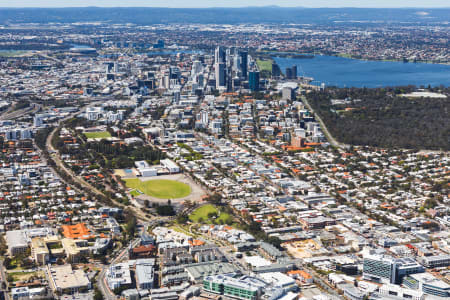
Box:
256 50 449 66
335 53 450 66
273 55 450 88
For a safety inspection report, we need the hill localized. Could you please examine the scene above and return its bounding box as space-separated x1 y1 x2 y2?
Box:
0 7 448 25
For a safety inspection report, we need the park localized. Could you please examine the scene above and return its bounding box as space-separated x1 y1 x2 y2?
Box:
84 131 111 139
125 178 191 199
189 204 232 224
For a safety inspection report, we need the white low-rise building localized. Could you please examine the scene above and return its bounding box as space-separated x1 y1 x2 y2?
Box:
379 284 424 300
106 262 132 290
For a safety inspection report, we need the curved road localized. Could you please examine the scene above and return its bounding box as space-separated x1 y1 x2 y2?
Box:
43 106 151 221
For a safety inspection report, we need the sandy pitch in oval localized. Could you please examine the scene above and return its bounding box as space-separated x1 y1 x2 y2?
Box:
125 178 191 199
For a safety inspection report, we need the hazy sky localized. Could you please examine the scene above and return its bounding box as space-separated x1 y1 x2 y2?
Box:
0 1 449 8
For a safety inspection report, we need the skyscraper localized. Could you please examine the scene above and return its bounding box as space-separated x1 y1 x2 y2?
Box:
292 65 297 78
272 62 281 78
248 71 260 91
215 46 226 64
215 62 226 89
239 50 248 79
285 65 298 79
285 67 292 79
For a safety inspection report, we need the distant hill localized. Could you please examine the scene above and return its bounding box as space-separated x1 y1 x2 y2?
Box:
0 7 449 25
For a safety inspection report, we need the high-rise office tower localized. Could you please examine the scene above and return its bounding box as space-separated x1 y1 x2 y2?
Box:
215 62 226 89
292 65 297 78
285 67 292 79
248 71 260 91
272 63 281 77
233 55 241 73
285 65 298 79
169 66 181 80
239 50 248 79
215 46 226 64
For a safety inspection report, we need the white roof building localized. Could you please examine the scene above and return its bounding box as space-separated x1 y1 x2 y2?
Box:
106 262 132 290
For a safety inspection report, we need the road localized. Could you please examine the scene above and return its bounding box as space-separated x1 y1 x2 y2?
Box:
46 126 106 198
301 96 348 149
303 266 342 298
44 106 150 221
0 260 9 300
97 228 144 300
0 103 41 121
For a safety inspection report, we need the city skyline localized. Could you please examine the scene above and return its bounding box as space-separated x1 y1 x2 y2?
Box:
0 3 448 300
1 0 449 8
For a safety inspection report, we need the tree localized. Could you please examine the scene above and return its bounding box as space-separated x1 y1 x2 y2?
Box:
94 286 104 300
207 211 218 218
156 205 175 216
3 257 12 269
176 214 189 224
266 236 282 249
126 216 137 238
100 255 108 265
205 193 223 205
424 198 438 209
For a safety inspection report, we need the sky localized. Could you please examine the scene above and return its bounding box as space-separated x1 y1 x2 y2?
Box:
0 1 448 8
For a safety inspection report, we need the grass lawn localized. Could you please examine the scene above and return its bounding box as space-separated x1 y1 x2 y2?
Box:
189 204 231 224
256 59 273 72
7 271 39 282
84 131 111 139
124 178 191 199
169 224 196 237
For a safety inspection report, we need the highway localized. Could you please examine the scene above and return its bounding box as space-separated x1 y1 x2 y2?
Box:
0 103 41 121
44 106 151 221
97 223 148 300
301 95 349 150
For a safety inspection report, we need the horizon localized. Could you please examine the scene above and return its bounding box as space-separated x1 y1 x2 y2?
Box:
0 0 449 9
1 6 450 9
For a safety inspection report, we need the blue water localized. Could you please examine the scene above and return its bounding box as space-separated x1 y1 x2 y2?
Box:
273 55 450 88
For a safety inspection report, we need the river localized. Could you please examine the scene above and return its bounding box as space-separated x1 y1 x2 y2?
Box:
273 55 450 88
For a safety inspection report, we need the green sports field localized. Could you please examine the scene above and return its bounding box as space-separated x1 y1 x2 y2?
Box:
189 204 231 224
256 59 273 72
84 131 111 139
124 178 191 199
